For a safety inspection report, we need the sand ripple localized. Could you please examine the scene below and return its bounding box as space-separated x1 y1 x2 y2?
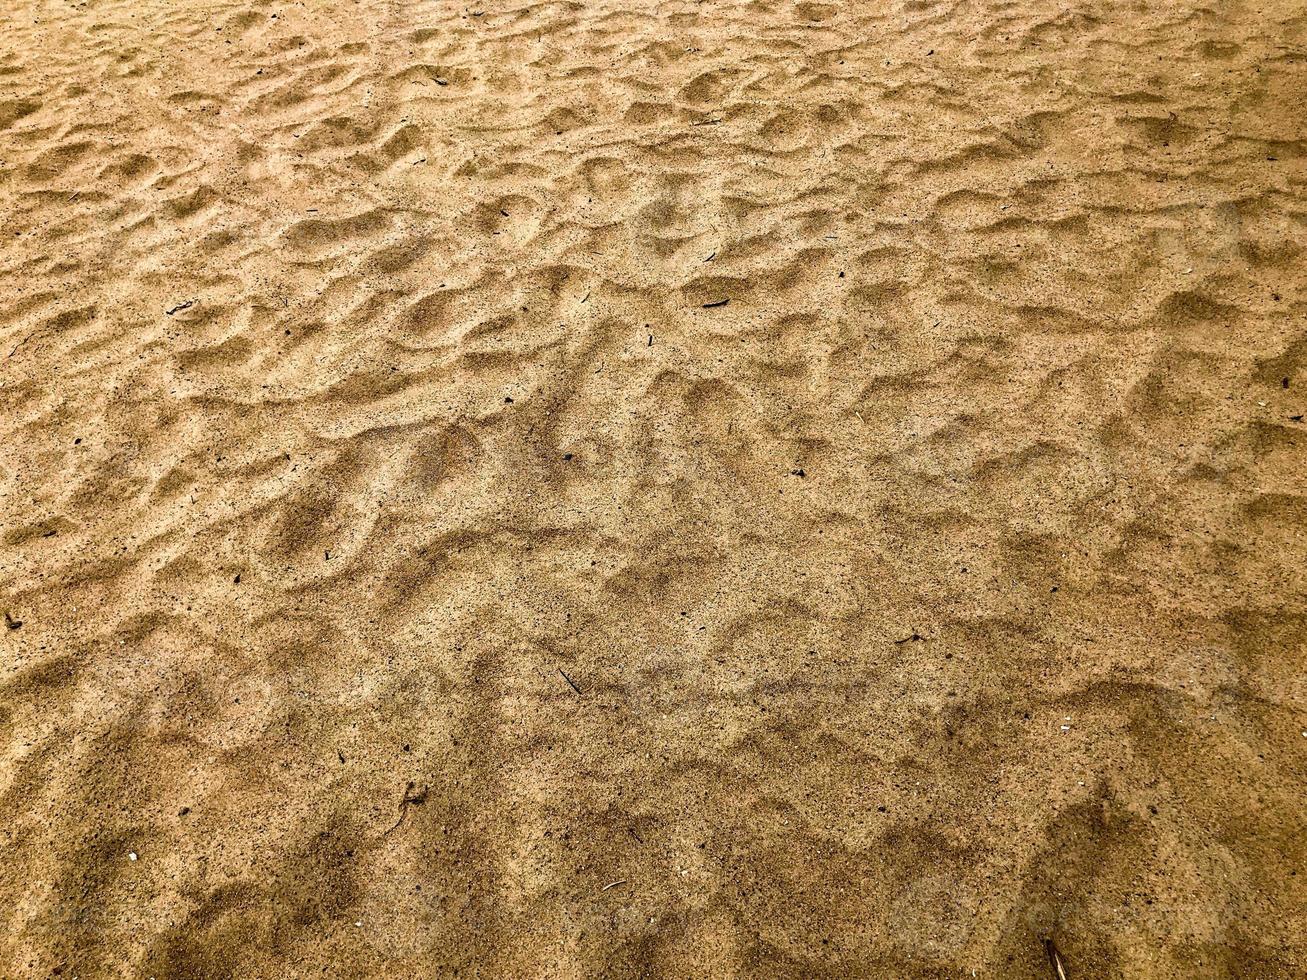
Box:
2 0 1305 975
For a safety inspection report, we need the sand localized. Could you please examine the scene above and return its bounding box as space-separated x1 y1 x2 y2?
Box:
1 0 1305 976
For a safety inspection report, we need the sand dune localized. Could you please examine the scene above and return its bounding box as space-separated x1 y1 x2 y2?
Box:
2 0 1305 975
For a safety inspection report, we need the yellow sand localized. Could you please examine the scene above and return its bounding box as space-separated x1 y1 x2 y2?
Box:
2 0 1305 976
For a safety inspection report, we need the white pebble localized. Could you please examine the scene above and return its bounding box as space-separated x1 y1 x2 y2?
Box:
128 852 138 861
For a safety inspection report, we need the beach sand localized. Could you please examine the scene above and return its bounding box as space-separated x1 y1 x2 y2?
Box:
2 0 1305 976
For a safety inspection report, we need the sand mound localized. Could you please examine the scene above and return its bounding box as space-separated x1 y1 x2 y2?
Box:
2 0 1305 975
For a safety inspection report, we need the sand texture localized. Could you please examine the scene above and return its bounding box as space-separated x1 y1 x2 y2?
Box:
2 0 1306 976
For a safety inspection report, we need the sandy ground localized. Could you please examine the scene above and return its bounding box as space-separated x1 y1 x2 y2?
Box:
1 0 1305 976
